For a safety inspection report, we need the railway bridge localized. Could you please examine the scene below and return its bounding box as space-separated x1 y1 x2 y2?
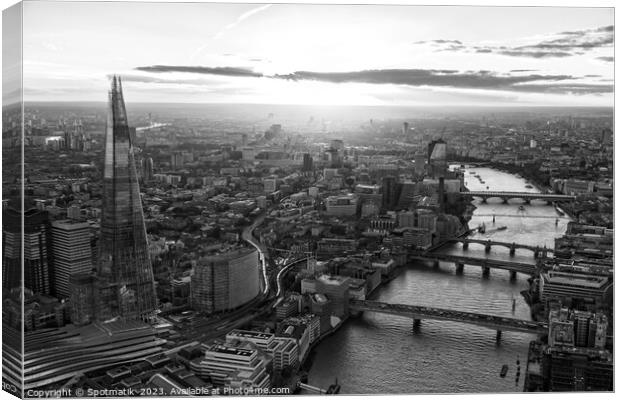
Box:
461 191 575 204
349 299 548 340
407 251 538 279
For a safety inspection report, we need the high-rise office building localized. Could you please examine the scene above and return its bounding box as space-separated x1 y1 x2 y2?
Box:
428 139 447 178
542 346 613 391
70 274 96 325
573 310 590 347
302 153 313 172
438 177 446 213
170 151 183 170
190 248 261 313
65 119 85 151
2 208 23 292
330 139 344 151
25 210 53 295
600 128 612 146
92 76 157 321
51 220 92 299
3 209 54 296
382 176 398 210
142 157 154 181
328 139 344 168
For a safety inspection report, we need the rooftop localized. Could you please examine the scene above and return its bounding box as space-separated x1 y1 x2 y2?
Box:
317 274 350 285
227 329 274 340
51 219 90 229
208 344 255 357
543 271 609 289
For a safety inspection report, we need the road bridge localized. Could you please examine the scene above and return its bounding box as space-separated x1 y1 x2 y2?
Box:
350 300 547 339
461 191 575 204
474 213 564 219
407 251 537 278
443 238 552 257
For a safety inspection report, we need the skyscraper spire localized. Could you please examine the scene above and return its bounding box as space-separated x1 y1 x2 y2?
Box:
95 75 157 321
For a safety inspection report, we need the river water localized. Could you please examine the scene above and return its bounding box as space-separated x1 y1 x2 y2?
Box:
307 166 571 394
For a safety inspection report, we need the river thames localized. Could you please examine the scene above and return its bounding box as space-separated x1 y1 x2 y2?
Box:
307 166 571 394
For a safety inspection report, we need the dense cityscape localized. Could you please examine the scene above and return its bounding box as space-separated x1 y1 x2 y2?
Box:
2 76 614 395
1 2 615 398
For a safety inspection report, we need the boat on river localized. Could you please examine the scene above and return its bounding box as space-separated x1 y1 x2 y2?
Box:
500 365 509 378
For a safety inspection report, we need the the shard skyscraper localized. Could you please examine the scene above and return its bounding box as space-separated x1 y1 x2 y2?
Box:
95 76 157 321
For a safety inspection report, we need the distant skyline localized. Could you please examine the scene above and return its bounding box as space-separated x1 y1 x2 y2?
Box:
7 2 616 106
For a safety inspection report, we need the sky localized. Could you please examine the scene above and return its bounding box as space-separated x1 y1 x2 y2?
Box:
2 2 21 105
10 1 616 106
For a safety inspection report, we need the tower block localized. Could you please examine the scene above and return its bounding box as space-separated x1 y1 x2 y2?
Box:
95 76 157 321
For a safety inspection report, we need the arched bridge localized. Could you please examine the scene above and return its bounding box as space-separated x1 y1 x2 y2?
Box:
444 238 552 257
349 300 548 335
408 251 537 276
460 191 575 204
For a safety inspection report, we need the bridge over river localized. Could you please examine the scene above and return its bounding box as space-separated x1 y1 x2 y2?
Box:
407 251 537 277
349 300 548 339
443 238 552 257
460 191 575 204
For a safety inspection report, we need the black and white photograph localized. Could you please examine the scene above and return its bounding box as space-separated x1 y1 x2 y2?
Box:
1 0 616 398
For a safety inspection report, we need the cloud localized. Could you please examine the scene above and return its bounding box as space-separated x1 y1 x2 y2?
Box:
190 4 273 60
119 74 224 86
508 83 613 94
415 24 613 58
414 39 462 45
135 65 263 78
560 25 613 35
493 50 574 58
596 56 614 62
135 64 610 95
271 69 577 90
415 39 466 51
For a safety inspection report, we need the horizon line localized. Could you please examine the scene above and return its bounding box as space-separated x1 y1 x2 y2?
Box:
5 101 614 109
